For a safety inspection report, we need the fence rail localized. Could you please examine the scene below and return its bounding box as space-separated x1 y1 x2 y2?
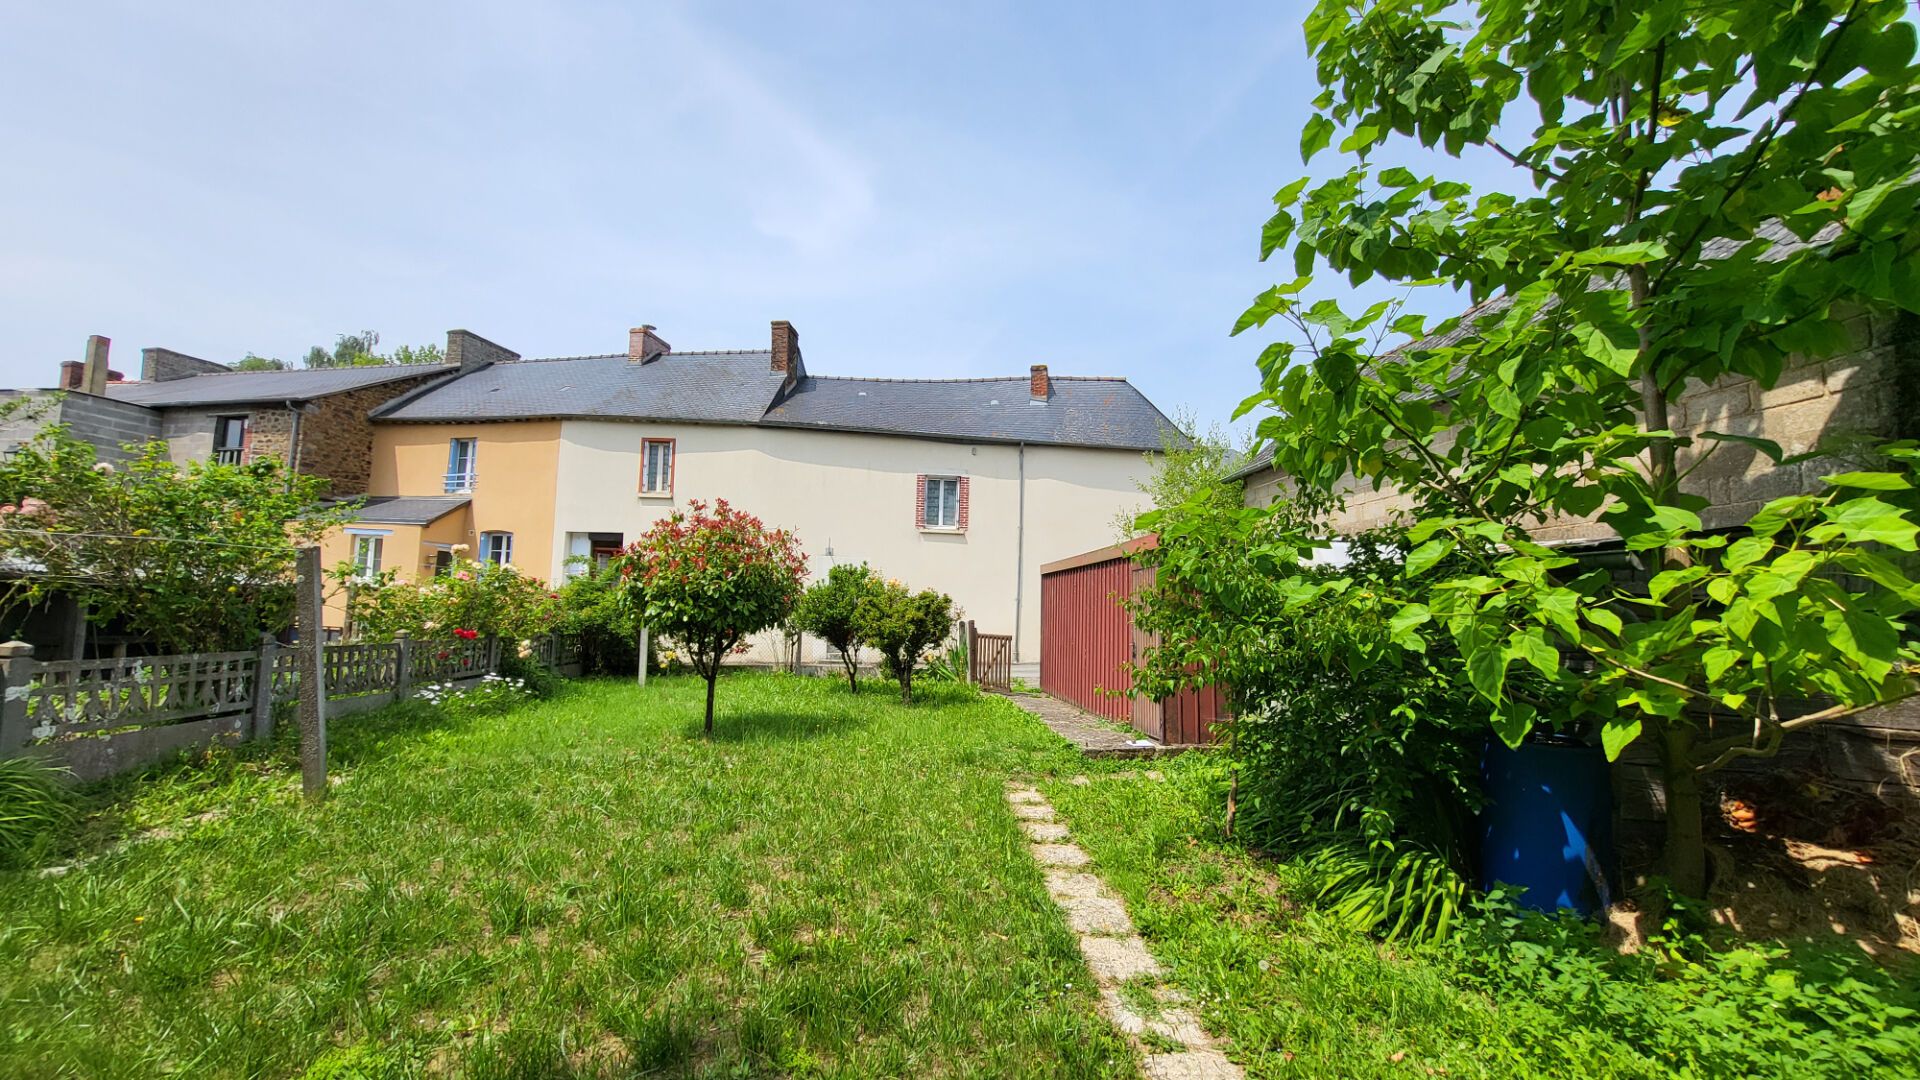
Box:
967 622 1013 691
0 632 580 782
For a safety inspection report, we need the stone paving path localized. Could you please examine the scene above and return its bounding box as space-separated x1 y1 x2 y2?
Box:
1005 783 1243 1080
997 693 1192 757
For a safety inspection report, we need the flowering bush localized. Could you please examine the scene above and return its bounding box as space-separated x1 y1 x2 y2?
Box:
339 553 560 644
613 499 807 735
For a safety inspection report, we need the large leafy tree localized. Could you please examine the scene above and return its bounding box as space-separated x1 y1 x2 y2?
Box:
1234 0 1920 894
0 420 347 653
615 500 807 735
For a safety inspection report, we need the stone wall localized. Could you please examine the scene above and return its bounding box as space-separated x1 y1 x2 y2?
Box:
0 391 160 463
444 330 519 370
1242 308 1915 541
292 371 448 495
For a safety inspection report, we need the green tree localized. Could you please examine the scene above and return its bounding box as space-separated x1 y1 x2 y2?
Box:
1232 0 1920 894
792 563 884 693
855 580 954 704
232 353 287 372
0 422 348 653
613 500 807 735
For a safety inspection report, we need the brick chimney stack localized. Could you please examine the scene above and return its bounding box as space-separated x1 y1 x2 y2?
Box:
1029 364 1051 402
81 335 111 395
770 320 802 375
628 325 671 363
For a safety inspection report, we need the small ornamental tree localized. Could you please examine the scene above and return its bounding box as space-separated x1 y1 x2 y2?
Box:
614 500 807 735
1224 0 1920 895
855 580 955 704
792 563 884 693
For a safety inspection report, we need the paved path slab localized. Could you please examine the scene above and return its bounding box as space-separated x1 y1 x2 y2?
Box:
1005 782 1242 1080
997 693 1201 758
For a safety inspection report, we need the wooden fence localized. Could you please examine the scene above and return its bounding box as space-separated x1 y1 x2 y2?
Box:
0 632 582 782
964 621 1013 692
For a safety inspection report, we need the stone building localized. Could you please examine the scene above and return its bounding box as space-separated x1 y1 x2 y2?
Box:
1 331 513 496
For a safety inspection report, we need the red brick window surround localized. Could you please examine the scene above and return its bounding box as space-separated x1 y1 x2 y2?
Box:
917 475 967 532
641 438 675 496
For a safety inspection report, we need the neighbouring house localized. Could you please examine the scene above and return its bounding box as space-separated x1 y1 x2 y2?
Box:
0 333 505 495
319 320 1182 659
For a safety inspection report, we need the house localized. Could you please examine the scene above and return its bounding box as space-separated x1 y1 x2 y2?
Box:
319 321 1182 660
0 333 497 495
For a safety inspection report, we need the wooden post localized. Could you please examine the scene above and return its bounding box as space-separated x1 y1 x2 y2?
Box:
393 630 412 700
295 546 328 803
636 624 649 687
251 633 278 743
965 620 978 686
0 640 38 755
486 634 501 674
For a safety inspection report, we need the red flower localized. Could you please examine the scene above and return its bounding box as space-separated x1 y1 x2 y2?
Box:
453 628 479 640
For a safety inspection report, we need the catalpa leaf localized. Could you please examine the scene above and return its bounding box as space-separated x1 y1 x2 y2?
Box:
1600 716 1643 761
1822 497 1920 550
1405 537 1455 578
1823 471 1912 491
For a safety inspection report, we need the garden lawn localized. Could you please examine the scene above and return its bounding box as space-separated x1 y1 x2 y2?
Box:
1043 759 1920 1080
0 674 1134 1079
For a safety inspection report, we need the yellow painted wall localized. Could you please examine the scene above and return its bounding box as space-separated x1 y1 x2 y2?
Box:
371 421 562 581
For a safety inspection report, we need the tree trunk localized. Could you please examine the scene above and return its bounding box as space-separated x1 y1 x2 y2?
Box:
703 668 718 737
900 666 912 705
843 650 858 694
1660 724 1708 896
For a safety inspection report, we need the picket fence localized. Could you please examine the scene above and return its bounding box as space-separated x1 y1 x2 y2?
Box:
0 632 581 782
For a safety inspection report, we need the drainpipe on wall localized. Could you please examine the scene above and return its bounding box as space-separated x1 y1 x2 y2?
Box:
1013 441 1027 663
284 400 304 486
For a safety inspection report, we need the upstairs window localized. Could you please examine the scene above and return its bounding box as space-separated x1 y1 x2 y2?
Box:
214 416 248 465
351 534 384 579
918 475 967 531
480 531 513 566
446 438 477 493
641 438 675 495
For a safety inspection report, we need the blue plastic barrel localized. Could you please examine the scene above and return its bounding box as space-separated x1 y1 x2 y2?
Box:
1479 736 1614 915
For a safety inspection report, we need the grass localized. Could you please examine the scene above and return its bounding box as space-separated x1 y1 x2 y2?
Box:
0 673 1134 1079
1043 756 1920 1080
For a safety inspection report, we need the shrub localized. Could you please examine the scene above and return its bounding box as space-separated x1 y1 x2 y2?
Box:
554 560 641 676
614 500 807 735
854 580 954 704
341 553 561 644
792 563 883 693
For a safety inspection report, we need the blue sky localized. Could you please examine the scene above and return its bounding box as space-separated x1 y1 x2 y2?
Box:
0 1 1515 435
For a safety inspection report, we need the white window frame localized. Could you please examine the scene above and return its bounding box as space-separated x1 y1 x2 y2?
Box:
923 476 960 529
350 534 384 579
641 438 675 496
446 438 478 493
480 531 513 566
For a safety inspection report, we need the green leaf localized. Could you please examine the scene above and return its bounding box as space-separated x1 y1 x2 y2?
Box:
1570 319 1637 376
1723 535 1773 571
1404 538 1455 578
1465 643 1511 702
1600 716 1643 761
1698 431 1784 465
1703 646 1741 684
1490 702 1536 748
1506 628 1562 679
1826 602 1900 684
1822 497 1920 550
1823 471 1912 491
1300 114 1335 164
1648 566 1709 603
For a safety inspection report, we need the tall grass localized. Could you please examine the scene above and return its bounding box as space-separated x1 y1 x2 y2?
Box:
0 756 72 866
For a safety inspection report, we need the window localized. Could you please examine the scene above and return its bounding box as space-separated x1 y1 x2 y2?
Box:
480 531 513 565
641 438 675 495
214 416 248 465
446 438 477 493
920 476 961 529
431 549 454 576
351 535 383 579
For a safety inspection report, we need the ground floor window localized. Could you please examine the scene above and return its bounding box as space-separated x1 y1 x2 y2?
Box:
480 531 513 566
351 534 384 579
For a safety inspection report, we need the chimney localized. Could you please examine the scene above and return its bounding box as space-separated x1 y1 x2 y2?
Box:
628 325 671 363
59 361 85 391
444 330 520 370
142 347 229 382
1030 364 1051 402
81 335 110 395
771 320 802 375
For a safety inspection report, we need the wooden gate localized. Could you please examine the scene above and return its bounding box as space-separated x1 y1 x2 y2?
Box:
968 623 1013 691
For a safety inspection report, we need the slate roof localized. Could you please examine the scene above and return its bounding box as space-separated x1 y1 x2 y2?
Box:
104 365 449 408
761 375 1182 451
373 351 1184 451
341 496 471 526
373 352 790 424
